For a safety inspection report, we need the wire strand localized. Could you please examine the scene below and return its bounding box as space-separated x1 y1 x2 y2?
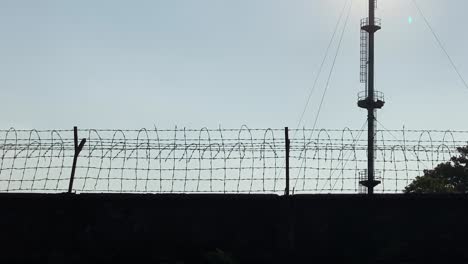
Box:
411 0 468 91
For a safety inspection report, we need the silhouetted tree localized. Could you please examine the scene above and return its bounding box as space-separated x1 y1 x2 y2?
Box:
404 146 468 193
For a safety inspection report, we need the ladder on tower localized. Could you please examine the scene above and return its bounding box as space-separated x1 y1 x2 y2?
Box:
359 0 377 85
360 29 368 84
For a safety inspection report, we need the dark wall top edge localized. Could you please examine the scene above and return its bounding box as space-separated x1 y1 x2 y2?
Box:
1 192 468 200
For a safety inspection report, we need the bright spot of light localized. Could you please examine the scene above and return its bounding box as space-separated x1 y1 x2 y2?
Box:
408 16 413 24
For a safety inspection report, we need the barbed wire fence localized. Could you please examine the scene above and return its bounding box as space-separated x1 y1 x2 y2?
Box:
0 126 467 194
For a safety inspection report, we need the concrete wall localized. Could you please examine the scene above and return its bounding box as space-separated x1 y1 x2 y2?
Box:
1 194 468 263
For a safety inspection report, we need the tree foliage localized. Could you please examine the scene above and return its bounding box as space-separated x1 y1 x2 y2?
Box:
404 146 468 194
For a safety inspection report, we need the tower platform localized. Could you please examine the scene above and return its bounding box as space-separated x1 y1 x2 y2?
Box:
361 17 382 33
357 91 385 109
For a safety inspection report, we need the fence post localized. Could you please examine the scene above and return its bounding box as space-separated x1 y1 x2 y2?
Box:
68 126 86 194
285 127 290 196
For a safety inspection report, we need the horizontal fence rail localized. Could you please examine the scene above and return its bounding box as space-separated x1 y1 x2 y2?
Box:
0 127 467 194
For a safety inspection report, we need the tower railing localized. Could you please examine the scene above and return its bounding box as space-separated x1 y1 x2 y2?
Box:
357 91 385 102
360 17 382 28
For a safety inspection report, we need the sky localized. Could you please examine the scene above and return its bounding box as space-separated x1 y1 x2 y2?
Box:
0 0 467 131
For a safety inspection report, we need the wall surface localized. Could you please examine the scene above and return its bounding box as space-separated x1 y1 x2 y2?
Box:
1 193 467 263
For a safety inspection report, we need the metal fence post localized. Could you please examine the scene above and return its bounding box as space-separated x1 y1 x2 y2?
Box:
285 127 290 196
68 126 86 194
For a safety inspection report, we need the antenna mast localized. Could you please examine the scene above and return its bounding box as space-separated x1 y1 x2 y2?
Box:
358 0 384 194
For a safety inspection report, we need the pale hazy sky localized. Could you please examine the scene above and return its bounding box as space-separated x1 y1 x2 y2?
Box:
0 0 467 130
